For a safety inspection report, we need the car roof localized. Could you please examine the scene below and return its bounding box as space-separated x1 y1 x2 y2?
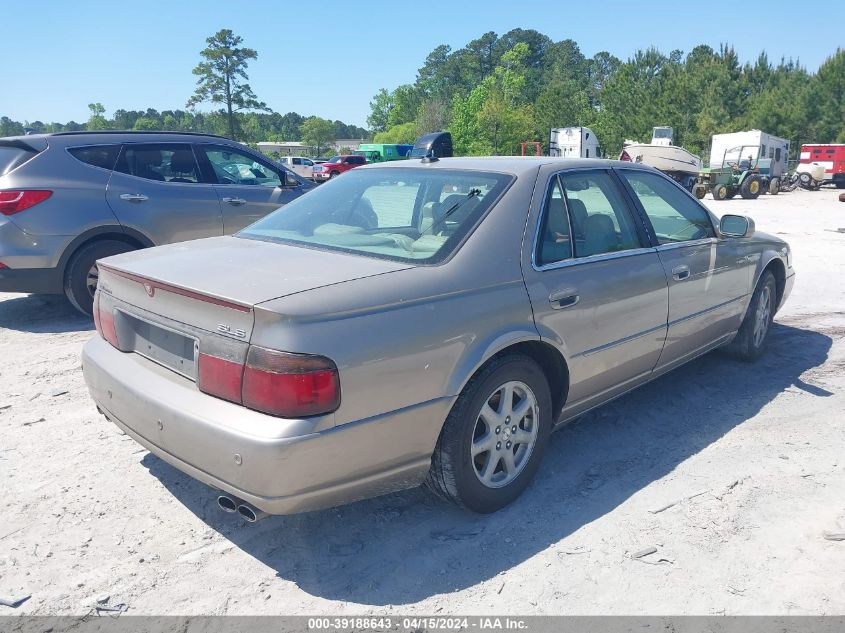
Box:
1 130 237 147
361 156 643 177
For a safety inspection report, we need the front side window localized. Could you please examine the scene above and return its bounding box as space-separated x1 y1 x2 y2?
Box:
557 170 642 258
114 144 201 183
200 146 281 187
620 170 715 244
240 168 512 263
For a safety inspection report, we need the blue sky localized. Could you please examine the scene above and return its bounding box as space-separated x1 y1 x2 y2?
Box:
3 0 843 129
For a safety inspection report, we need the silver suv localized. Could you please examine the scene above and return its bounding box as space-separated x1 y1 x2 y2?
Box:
0 131 312 314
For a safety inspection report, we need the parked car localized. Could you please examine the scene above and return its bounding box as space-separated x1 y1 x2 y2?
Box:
312 154 366 181
278 156 316 179
0 131 311 314
82 158 793 518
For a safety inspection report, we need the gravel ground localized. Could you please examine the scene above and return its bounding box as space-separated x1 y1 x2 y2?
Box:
1 187 844 617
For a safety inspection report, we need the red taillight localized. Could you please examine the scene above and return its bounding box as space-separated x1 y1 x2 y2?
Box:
196 347 339 418
197 353 244 403
0 190 53 215
620 151 631 162
93 294 119 348
0 262 8 269
242 347 340 418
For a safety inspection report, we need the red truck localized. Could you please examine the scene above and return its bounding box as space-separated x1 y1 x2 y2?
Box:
312 154 367 181
799 144 845 188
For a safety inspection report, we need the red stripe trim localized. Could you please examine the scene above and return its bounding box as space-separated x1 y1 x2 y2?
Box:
98 264 252 313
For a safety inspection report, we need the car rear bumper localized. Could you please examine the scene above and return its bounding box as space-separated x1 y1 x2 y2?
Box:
82 336 450 515
0 265 63 294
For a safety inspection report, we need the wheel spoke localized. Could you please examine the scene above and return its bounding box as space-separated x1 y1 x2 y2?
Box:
472 432 494 457
502 450 517 475
512 428 534 445
480 453 500 484
499 383 514 417
511 396 533 422
480 403 499 426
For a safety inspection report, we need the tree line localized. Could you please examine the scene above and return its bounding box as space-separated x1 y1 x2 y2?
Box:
368 29 845 160
0 109 367 146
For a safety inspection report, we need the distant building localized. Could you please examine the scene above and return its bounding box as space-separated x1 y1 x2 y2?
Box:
257 139 369 157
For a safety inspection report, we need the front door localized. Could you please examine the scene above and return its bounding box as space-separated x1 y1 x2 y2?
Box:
106 143 223 245
197 144 305 233
616 168 753 370
522 169 669 419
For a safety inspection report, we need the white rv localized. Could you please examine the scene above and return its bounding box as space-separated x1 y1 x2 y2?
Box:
709 130 790 178
550 127 600 158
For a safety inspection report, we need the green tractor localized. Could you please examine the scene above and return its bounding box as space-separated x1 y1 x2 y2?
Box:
692 144 770 201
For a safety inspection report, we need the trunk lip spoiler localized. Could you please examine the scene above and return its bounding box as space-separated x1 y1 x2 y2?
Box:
98 263 252 313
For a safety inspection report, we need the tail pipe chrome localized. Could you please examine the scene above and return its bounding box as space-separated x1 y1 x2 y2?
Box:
237 503 268 523
216 494 240 513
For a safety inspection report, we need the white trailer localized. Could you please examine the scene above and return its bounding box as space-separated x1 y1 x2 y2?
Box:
550 127 600 158
709 130 790 178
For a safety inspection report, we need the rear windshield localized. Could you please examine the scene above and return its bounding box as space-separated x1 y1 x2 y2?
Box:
0 144 39 177
239 167 513 263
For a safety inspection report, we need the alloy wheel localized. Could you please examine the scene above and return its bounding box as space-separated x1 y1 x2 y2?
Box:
471 380 539 489
753 285 772 348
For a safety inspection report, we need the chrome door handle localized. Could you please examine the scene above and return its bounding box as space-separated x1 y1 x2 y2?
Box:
119 193 148 202
549 288 579 309
672 265 690 281
222 197 246 206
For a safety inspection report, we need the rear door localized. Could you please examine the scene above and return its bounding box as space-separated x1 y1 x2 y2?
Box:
106 143 223 245
521 169 669 418
196 144 304 233
616 168 752 370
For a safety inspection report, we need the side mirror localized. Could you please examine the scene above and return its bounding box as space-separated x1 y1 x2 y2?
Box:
719 214 755 238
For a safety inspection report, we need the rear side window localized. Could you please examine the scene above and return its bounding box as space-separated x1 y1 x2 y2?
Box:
0 144 39 177
68 145 121 171
536 177 573 265
114 144 202 183
559 170 642 258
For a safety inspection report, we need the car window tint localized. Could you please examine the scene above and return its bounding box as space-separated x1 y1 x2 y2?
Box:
559 170 642 258
620 170 715 244
114 144 200 183
536 177 573 265
68 145 121 171
201 146 281 187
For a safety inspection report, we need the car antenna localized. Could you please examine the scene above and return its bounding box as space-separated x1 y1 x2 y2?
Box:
421 149 438 163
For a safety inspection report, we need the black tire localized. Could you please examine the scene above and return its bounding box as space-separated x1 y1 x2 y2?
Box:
692 184 707 199
722 271 777 362
769 178 780 195
740 176 762 199
64 239 136 315
426 354 553 513
712 184 728 200
329 171 339 179
836 181 845 190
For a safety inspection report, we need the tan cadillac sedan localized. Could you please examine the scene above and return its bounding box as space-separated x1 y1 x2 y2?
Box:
82 158 794 519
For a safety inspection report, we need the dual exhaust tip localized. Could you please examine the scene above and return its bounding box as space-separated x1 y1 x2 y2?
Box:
217 494 268 523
